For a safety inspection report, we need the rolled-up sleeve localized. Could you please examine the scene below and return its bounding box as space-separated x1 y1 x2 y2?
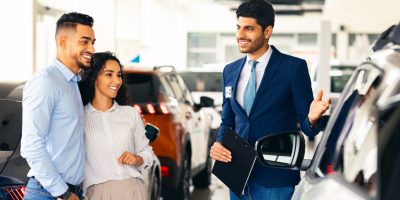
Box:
21 77 68 196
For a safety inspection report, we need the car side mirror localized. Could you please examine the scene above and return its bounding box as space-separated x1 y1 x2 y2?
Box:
145 123 160 143
255 131 305 170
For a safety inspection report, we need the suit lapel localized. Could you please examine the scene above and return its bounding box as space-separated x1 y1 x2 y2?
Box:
251 45 282 112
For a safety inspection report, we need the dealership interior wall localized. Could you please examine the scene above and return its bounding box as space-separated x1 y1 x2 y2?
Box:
0 0 399 82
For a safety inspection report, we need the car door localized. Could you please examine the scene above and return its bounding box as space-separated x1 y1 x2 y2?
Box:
292 62 382 200
0 82 29 181
378 96 400 200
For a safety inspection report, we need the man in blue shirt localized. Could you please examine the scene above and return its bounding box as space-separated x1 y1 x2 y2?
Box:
210 0 330 199
21 12 96 200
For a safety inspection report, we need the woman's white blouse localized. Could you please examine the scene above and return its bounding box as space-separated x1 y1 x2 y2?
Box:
83 102 153 192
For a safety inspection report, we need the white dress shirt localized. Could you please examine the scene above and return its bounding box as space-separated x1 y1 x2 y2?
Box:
83 102 153 193
236 47 273 108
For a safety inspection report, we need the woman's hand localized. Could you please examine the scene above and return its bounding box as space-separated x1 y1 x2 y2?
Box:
117 151 144 166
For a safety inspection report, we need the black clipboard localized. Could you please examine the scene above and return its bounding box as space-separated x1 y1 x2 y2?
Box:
211 127 257 197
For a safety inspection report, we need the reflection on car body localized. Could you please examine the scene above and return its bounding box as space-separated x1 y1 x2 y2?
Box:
255 23 400 200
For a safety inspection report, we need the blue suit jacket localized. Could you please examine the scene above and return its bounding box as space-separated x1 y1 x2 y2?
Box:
217 45 319 187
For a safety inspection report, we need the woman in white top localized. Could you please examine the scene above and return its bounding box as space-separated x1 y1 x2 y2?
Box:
79 52 153 200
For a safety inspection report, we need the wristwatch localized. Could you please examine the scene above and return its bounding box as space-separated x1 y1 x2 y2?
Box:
58 189 71 199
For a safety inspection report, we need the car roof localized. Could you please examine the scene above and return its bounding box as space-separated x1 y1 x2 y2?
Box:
123 65 176 75
178 63 225 73
0 81 24 101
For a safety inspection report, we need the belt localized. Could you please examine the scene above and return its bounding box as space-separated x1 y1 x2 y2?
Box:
31 176 82 195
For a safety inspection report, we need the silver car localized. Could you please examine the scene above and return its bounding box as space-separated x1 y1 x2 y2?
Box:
255 23 400 200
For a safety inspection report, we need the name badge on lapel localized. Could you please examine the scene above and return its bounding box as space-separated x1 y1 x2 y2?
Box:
225 86 232 98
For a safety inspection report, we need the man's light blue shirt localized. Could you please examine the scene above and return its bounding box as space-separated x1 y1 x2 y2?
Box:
21 59 85 197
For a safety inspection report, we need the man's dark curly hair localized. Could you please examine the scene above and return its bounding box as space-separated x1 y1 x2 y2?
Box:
56 12 94 36
236 0 275 30
79 52 129 106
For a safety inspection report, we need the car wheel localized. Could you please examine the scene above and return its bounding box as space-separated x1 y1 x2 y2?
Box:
150 173 161 200
192 153 211 188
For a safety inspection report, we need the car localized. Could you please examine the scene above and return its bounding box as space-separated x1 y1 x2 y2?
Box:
0 176 25 200
0 81 162 200
124 65 214 200
311 61 357 112
179 67 223 141
179 66 223 112
254 23 400 200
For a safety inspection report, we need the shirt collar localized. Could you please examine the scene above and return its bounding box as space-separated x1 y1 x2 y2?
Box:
245 45 273 67
53 59 80 82
87 101 119 113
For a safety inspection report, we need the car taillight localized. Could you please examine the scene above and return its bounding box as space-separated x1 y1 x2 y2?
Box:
159 103 170 114
132 103 171 115
146 104 156 114
133 104 142 114
0 185 26 200
161 166 170 177
327 164 336 175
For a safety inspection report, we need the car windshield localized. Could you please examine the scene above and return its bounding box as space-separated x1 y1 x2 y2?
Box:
180 72 222 92
125 73 160 103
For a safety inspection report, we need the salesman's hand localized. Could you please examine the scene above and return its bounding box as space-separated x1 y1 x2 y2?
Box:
210 142 232 162
117 151 144 166
308 89 331 127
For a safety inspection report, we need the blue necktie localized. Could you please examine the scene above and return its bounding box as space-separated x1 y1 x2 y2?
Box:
243 60 258 116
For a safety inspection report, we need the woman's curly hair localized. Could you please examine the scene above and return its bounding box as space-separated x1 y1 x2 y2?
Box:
79 51 129 106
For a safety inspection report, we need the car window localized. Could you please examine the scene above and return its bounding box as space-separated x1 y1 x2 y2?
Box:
159 75 175 98
176 75 195 105
166 74 186 103
331 65 356 93
315 63 381 178
0 100 22 154
125 73 162 103
379 99 400 200
180 72 222 92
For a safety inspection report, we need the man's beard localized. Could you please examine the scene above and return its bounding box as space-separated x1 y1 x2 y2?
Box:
238 36 265 54
77 61 90 70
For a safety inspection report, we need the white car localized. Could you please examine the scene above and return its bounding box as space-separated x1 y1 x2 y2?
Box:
310 61 357 112
179 66 224 138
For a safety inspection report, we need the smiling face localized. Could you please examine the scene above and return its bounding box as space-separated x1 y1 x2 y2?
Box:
94 60 122 101
58 24 96 74
236 16 272 60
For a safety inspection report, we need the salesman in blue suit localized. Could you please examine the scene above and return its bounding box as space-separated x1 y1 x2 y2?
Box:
210 0 330 199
